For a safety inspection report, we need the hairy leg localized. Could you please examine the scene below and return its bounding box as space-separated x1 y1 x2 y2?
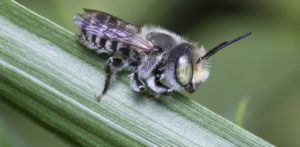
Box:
130 72 146 92
96 57 124 101
146 75 172 94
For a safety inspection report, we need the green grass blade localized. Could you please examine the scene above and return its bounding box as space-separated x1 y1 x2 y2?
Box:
235 96 250 127
0 0 273 146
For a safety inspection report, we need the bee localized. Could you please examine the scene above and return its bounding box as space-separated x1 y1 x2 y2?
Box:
73 9 252 101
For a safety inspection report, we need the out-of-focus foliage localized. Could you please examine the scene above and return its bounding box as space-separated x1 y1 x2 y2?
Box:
234 96 250 126
0 120 11 147
1 0 299 146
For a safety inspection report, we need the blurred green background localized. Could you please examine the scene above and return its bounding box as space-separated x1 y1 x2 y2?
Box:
1 0 299 146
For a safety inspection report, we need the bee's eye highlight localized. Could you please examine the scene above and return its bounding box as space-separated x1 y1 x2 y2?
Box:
176 55 193 86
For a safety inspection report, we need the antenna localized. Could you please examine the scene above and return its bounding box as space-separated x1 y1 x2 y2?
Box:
197 32 252 63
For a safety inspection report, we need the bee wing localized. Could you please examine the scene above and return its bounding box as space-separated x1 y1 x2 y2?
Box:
73 9 153 51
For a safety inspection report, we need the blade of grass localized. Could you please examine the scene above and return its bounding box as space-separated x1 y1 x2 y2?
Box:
0 0 273 146
235 96 250 127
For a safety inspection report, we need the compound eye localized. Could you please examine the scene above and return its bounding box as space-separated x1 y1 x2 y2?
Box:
176 55 193 86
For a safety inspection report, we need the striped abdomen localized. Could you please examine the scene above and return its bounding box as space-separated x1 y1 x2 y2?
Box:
74 9 142 55
77 30 126 54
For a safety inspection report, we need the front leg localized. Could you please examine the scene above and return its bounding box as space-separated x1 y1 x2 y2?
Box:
130 72 146 92
96 57 124 102
146 76 172 94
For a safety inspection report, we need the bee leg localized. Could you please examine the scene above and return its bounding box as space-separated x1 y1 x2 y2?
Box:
146 76 172 94
96 57 124 102
130 72 146 92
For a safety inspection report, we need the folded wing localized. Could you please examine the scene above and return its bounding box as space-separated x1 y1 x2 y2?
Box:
73 9 153 51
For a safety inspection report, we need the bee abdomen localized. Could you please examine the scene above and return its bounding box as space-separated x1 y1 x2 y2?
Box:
77 30 125 54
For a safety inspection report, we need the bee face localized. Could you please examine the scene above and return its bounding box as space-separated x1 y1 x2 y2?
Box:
166 43 197 92
172 43 209 93
188 45 210 93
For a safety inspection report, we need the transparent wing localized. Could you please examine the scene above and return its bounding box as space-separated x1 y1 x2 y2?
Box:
73 9 153 51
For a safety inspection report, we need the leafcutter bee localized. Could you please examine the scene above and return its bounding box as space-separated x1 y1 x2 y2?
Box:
73 9 252 101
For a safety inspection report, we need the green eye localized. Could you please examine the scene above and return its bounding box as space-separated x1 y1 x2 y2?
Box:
176 55 193 86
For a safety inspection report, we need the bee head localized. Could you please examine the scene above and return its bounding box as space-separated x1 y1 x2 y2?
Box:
165 43 208 93
166 33 252 93
178 32 253 93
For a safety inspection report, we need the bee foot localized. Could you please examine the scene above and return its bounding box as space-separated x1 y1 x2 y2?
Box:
95 94 103 102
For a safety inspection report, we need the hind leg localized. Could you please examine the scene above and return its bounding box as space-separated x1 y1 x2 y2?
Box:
96 57 124 102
